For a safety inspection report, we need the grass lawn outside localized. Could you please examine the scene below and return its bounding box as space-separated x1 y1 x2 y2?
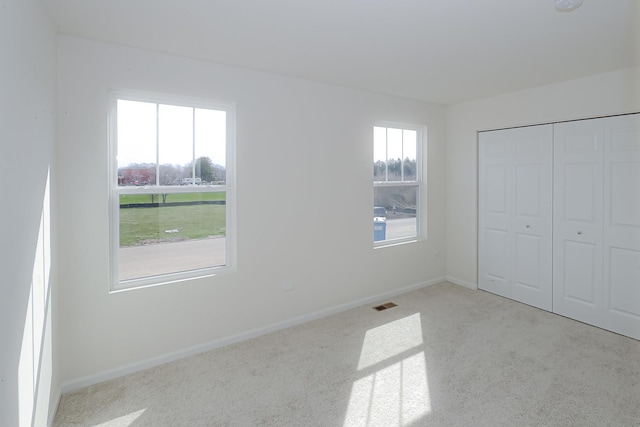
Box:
120 192 226 246
120 192 226 205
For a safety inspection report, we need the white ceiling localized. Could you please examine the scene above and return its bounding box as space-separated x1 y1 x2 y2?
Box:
43 0 639 105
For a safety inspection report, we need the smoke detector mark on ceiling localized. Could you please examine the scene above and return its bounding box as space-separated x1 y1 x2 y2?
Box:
556 0 583 12
373 302 398 311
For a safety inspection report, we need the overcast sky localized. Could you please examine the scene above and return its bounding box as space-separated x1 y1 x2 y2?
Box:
374 126 416 163
117 99 226 168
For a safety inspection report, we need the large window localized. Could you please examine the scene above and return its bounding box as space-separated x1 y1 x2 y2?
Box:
373 123 423 245
110 93 235 290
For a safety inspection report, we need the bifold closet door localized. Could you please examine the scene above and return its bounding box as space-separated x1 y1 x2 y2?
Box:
478 125 553 311
602 114 640 340
553 120 605 326
554 113 640 340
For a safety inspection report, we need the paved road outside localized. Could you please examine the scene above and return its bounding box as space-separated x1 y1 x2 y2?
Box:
120 236 226 281
119 217 416 280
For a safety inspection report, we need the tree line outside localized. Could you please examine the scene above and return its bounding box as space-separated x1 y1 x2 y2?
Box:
374 158 418 213
119 156 225 186
118 156 227 246
373 158 417 182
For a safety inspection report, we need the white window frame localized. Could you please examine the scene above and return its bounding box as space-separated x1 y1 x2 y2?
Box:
108 91 236 291
373 122 424 247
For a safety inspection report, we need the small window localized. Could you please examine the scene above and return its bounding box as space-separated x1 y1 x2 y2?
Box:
109 93 235 290
373 123 423 245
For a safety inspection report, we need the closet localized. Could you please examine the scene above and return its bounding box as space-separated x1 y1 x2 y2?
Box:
478 113 640 341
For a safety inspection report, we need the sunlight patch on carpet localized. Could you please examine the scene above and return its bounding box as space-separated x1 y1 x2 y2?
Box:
345 313 431 426
93 408 147 427
357 313 424 370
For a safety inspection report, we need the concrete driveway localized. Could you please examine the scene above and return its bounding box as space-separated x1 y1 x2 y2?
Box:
119 236 226 281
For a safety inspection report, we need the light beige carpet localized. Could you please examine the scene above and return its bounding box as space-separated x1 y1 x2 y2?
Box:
54 282 640 426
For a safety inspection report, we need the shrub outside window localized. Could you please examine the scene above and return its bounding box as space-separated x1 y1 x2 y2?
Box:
373 123 423 245
109 92 235 290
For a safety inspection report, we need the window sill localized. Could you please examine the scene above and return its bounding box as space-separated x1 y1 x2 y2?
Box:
374 237 420 249
109 265 234 294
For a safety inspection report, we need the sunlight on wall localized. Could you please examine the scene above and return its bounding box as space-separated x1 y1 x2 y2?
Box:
18 286 34 426
18 169 52 426
345 313 431 426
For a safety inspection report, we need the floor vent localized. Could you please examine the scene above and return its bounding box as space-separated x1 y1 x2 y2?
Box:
373 302 397 311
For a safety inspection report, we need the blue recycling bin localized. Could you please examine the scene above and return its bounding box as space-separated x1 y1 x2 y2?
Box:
374 219 387 242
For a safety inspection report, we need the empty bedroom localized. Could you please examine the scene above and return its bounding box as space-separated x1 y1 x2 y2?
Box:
2 0 639 426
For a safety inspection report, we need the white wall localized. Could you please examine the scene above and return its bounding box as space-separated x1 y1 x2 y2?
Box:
56 36 447 388
0 1 58 426
445 66 640 288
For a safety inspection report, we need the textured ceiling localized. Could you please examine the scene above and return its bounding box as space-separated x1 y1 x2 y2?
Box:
43 0 639 105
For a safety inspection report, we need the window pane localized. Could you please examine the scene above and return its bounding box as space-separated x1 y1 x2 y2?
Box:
117 100 157 186
373 126 387 182
403 129 417 181
373 185 417 241
159 104 194 182
195 109 226 184
119 192 226 281
158 163 185 186
387 128 403 182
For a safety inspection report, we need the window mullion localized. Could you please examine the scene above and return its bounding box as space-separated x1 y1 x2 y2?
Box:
116 185 227 195
401 129 405 182
155 103 160 186
385 127 389 182
192 108 196 181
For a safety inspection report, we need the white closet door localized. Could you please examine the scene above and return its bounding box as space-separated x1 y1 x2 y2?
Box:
479 131 513 298
553 120 604 327
511 129 553 310
479 125 553 310
603 114 640 340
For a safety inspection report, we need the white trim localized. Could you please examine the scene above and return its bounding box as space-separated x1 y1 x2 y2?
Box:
111 267 229 293
445 276 478 290
372 181 420 187
112 89 235 112
117 185 227 195
108 93 119 293
48 390 61 427
59 277 445 395
374 236 419 249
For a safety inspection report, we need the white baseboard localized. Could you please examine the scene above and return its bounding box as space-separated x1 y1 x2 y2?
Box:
445 276 478 290
60 276 445 395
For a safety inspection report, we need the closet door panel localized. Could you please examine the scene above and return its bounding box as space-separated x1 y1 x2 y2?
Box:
478 134 513 297
512 130 553 310
561 240 599 304
608 248 640 317
479 125 552 310
483 228 511 295
553 120 604 326
515 233 543 288
603 114 640 340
